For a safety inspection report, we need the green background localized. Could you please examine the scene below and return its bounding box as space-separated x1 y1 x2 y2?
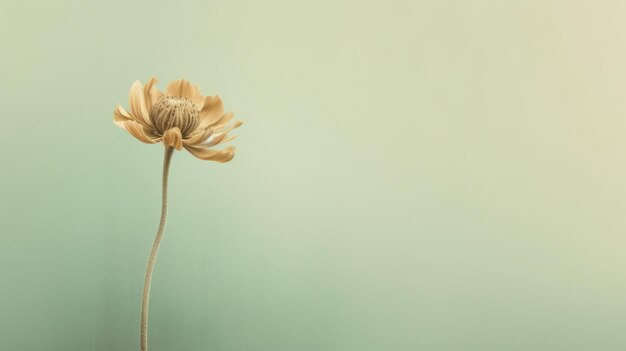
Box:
2 0 626 350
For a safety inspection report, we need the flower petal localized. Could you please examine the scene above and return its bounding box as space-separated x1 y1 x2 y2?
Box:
113 105 133 128
183 127 213 146
203 132 228 147
221 135 238 143
124 121 159 144
214 119 243 134
143 76 163 111
184 145 236 162
166 79 204 107
197 95 224 129
129 80 153 128
202 121 243 147
209 112 237 131
163 127 183 150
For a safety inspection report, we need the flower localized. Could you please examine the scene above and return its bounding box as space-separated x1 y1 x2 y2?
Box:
114 77 243 162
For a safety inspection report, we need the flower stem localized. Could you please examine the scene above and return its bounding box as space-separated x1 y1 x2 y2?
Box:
140 146 174 351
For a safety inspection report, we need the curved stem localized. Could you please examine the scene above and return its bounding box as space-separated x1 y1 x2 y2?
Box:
140 146 174 351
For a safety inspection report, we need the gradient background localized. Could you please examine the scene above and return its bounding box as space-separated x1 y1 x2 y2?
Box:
2 1 626 350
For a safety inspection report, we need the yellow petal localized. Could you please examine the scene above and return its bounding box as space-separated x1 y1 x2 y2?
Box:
190 84 205 108
183 127 213 146
113 105 133 128
214 119 243 134
143 76 163 111
203 121 242 146
166 79 204 107
197 95 224 129
209 112 237 131
125 121 159 144
221 135 237 143
129 80 153 128
163 127 183 150
203 132 228 147
184 145 236 162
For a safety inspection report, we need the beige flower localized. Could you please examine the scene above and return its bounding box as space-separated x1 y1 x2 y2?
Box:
114 77 242 162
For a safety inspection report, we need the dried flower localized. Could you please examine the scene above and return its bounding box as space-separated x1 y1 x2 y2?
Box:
113 77 243 351
114 77 242 162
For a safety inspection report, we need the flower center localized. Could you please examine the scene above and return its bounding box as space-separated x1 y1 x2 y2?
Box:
150 96 199 137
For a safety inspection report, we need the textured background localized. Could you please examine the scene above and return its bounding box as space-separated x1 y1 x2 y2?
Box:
2 0 626 350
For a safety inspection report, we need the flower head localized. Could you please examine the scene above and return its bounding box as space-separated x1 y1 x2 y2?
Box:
114 77 243 162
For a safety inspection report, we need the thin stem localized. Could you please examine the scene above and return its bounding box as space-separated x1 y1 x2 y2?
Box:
140 146 174 351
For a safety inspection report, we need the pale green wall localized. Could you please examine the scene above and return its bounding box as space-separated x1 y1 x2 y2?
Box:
2 0 626 350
